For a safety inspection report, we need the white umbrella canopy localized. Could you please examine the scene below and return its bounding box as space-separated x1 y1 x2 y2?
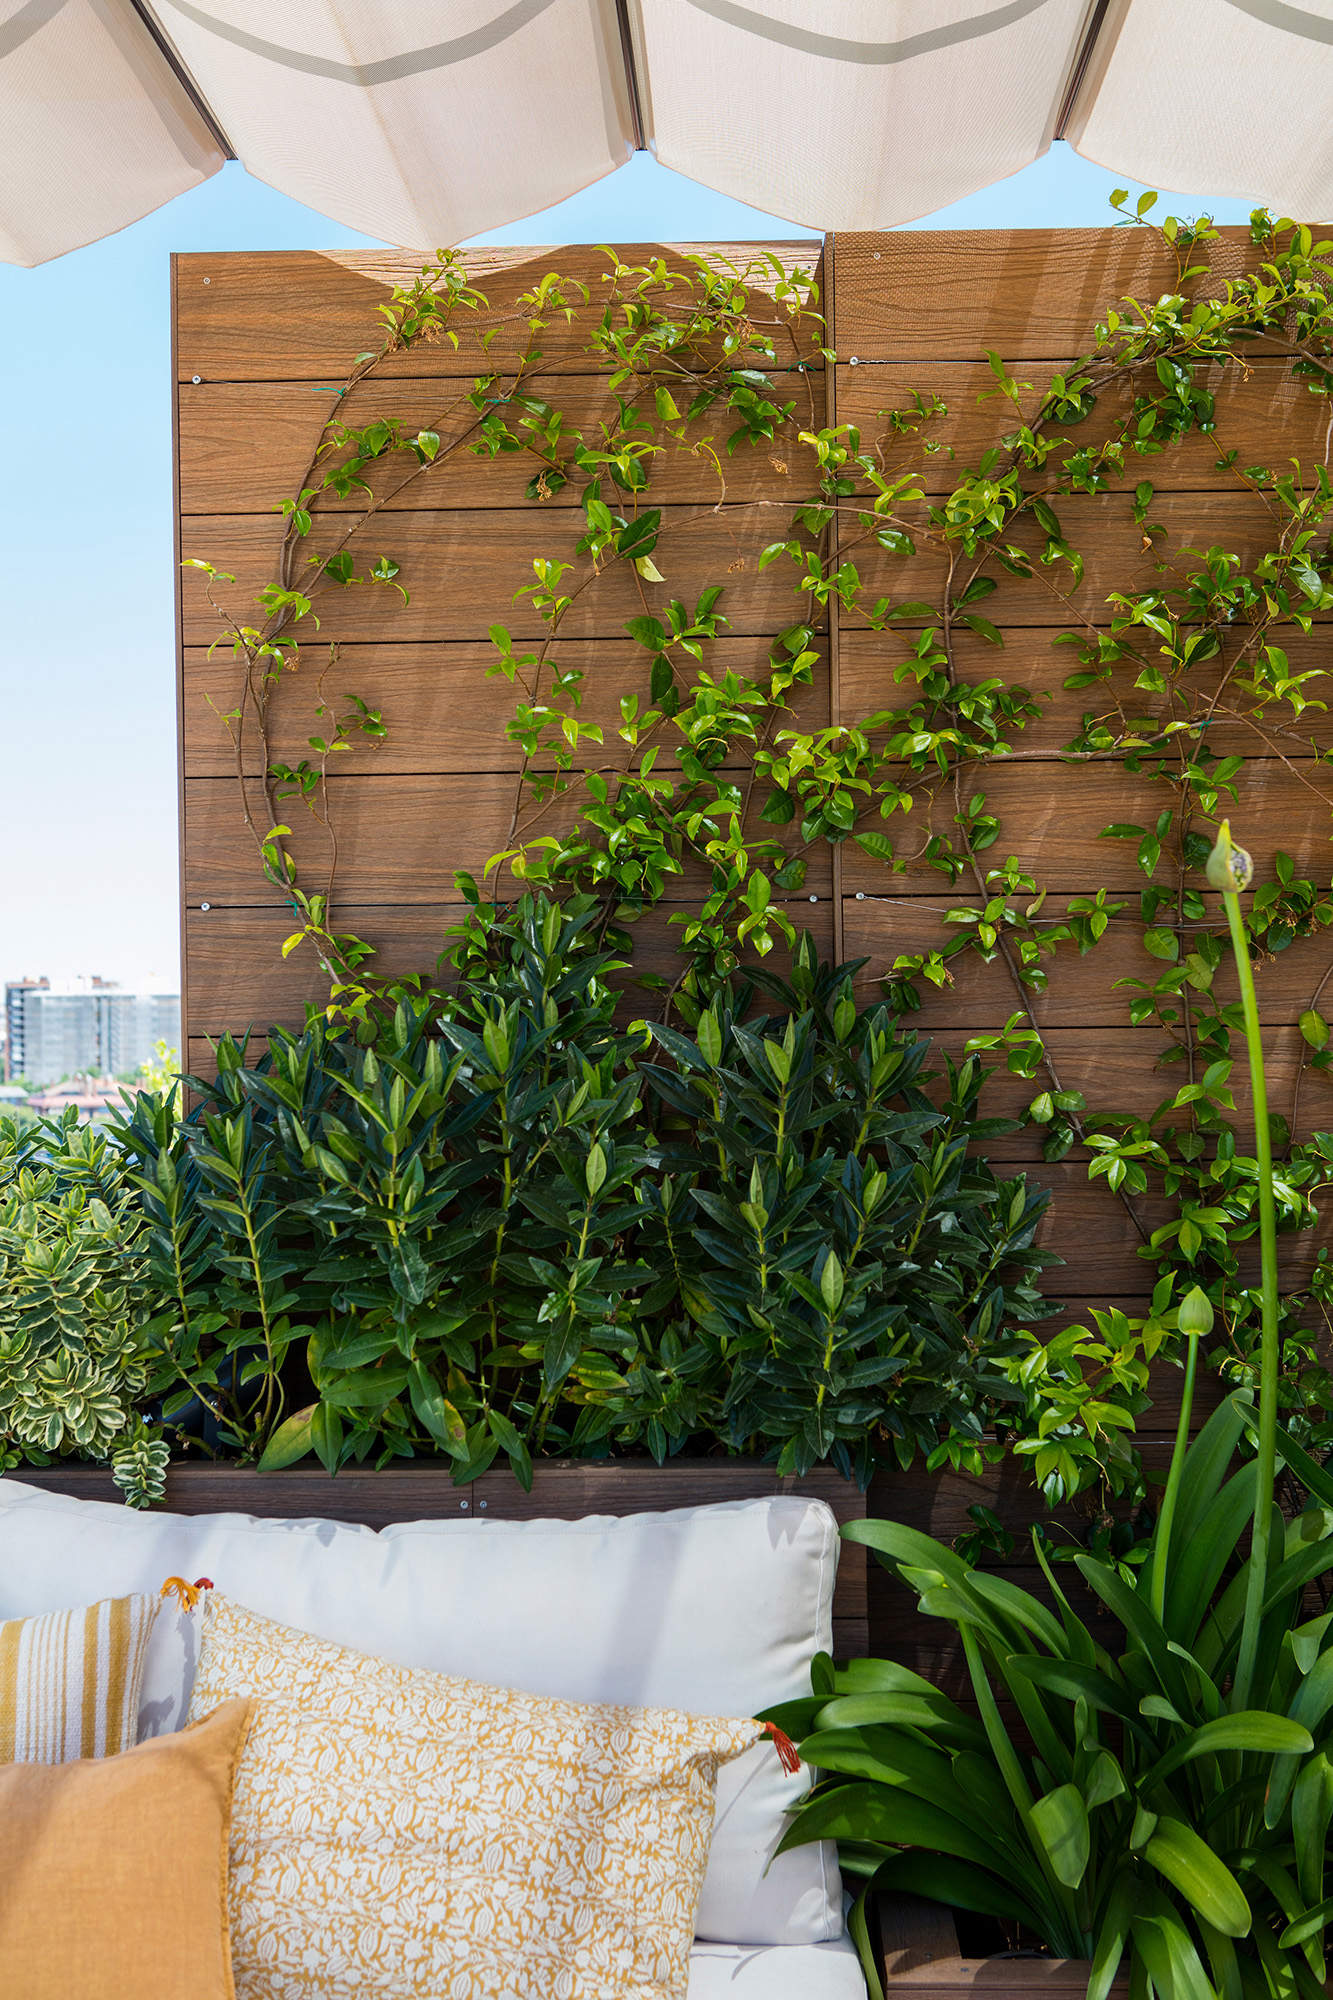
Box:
1 0 1327 266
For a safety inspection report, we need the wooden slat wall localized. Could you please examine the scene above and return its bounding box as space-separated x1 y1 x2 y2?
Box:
175 242 831 1044
829 222 1331 1273
831 228 1333 1669
175 232 1332 1679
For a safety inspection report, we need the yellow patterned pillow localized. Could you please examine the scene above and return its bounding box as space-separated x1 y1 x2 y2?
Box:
0 1594 159 1763
190 1592 773 2000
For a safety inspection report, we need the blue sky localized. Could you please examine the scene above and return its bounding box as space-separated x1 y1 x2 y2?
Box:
0 147 1260 998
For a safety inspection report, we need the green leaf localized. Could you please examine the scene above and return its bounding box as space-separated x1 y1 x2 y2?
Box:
777 1778 1011 1874
408 1361 467 1456
1143 1820 1252 1936
869 1852 1039 1931
697 1010 723 1068
1088 1874 1133 2000
310 1399 343 1475
1142 1712 1313 1798
1029 1783 1090 1888
256 1405 315 1471
1005 1654 1139 1721
1132 1911 1220 2000
1280 1897 1333 1952
616 509 661 558
585 1141 608 1195
820 1251 845 1313
1300 1009 1330 1050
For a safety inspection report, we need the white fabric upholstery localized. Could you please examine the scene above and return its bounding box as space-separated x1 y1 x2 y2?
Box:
688 1932 866 1999
0 1480 841 1947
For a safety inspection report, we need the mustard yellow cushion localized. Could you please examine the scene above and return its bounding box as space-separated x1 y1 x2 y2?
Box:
0 1592 158 1761
190 1592 768 2000
0 1696 253 2000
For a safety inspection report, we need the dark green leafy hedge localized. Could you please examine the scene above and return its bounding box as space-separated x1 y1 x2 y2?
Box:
110 898 1056 1487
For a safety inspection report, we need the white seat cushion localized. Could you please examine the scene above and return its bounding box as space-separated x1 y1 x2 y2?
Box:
688 1933 866 1998
0 1481 842 1946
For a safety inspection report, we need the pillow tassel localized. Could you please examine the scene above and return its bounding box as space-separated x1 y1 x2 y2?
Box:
761 1719 801 1773
160 1577 214 1612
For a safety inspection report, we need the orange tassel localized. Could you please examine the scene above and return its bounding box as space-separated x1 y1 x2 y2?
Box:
762 1720 801 1774
159 1576 214 1611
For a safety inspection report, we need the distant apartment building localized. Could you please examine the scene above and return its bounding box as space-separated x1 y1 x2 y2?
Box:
4 978 180 1086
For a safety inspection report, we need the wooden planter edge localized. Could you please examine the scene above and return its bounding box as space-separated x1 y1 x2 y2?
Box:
876 1894 1128 1995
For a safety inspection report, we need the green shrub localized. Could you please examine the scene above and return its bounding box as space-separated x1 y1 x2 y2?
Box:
110 897 1055 1486
0 1111 169 1504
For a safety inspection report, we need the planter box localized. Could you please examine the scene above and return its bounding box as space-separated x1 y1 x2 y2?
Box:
877 1896 1129 1998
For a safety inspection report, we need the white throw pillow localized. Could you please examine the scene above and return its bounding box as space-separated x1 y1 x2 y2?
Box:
0 1480 841 1946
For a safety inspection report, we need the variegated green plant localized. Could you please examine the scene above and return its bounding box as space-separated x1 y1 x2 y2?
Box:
0 1111 169 1505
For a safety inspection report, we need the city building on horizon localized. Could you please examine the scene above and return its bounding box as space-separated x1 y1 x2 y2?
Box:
4 977 180 1086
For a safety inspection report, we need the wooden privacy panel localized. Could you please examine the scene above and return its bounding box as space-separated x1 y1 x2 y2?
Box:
167 230 1333 1684
175 234 1331 1654
174 241 831 1047
827 225 1331 1283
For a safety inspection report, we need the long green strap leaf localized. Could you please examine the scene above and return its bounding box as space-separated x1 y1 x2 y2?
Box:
1143 1819 1252 1937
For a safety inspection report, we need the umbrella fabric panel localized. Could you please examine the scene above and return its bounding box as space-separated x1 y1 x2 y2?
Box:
630 0 1095 230
1067 0 1333 221
0 0 223 267
147 0 635 247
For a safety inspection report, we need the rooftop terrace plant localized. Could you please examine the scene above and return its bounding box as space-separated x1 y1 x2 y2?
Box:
108 897 1054 1489
776 827 1333 2000
0 1111 169 1505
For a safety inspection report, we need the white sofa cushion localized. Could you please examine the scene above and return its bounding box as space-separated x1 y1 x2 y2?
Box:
0 1480 842 1947
688 1934 866 1998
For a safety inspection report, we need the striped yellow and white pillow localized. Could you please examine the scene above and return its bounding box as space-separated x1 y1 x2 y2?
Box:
0 1595 159 1764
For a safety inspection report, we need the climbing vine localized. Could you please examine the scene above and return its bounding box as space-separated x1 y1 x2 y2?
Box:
190 204 1333 1504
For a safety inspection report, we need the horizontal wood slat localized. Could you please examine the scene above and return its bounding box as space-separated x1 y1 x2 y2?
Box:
182 773 835 909
838 755 1329 894
838 628 1329 760
836 356 1320 493
1028 1163 1321 1297
179 507 825 646
833 228 1255 361
182 639 829 778
843 488 1298 628
840 895 1332 1029
926 1023 1310 1147
175 245 826 382
183 902 836 1035
178 378 825 515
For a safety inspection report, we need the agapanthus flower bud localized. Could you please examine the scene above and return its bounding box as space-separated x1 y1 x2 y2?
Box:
1206 821 1253 893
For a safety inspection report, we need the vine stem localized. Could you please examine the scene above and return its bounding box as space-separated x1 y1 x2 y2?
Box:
933 546 1151 1244
1222 873 1280 1712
